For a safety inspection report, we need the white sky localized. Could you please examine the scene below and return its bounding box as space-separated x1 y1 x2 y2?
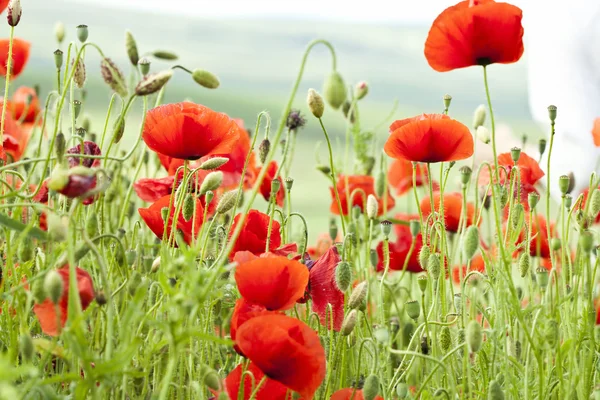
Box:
70 0 457 23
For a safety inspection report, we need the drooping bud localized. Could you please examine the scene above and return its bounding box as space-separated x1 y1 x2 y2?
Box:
216 190 238 214
550 237 561 252
135 70 174 96
54 22 65 43
112 117 125 144
192 69 220 89
199 365 221 392
125 30 139 66
335 261 352 292
511 203 524 229
460 165 472 186
76 24 89 43
366 194 378 219
419 245 430 270
528 192 539 210
341 309 358 336
518 253 530 278
199 157 229 170
73 58 86 88
476 126 490 144
7 0 22 27
380 220 392 238
405 300 420 320
590 189 600 219
45 270 64 305
409 220 420 237
427 253 441 280
510 147 521 164
547 105 557 123
362 374 380 400
466 320 483 352
307 88 325 118
580 230 594 253
138 57 151 75
31 279 47 304
348 281 368 310
323 71 346 110
152 50 178 60
473 104 486 129
258 139 270 164
354 81 369 100
463 226 479 260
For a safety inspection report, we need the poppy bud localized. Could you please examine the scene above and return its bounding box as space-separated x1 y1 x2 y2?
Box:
443 94 452 110
216 190 238 214
380 220 392 238
396 383 409 398
100 59 129 98
199 157 229 170
47 213 68 242
192 69 220 89
419 245 430 270
54 49 64 69
125 30 139 66
307 88 325 118
341 309 358 336
45 270 64 305
362 374 380 400
31 279 47 304
365 194 378 219
427 253 441 280
536 267 549 289
547 105 557 123
369 249 378 268
460 165 472 186
510 147 521 164
204 190 214 206
538 138 547 159
417 275 428 293
335 261 352 292
182 193 195 222
476 126 490 144
138 57 151 75
472 104 486 129
453 294 463 312
564 194 572 209
76 24 89 43
19 333 34 362
342 100 356 123
72 100 82 120
496 184 508 208
375 171 385 198
126 249 137 266
135 70 174 96
466 320 482 352
323 71 346 110
518 253 529 278
355 81 369 100
580 230 594 254
160 207 169 223
47 164 70 192
112 117 125 144
550 238 561 252
545 320 558 347
199 365 221 391
528 192 539 210
258 139 270 164
558 175 570 196
35 248 46 271
463 226 479 260
488 380 504 400
199 171 223 195
329 221 338 242
54 21 65 43
316 164 331 176
18 238 33 262
405 300 420 320
511 203 524 229
6 0 21 27
151 256 161 273
590 190 600 219
73 58 86 88
95 290 107 306
152 50 178 60
440 326 451 351
349 281 367 309
284 177 294 191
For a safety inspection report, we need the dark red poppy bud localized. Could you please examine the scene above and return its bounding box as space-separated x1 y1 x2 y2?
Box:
7 0 22 27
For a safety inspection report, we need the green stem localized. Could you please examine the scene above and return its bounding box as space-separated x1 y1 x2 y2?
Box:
319 118 346 235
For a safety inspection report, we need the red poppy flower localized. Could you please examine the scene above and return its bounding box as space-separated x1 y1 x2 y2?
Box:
424 0 524 72
235 255 309 311
0 38 31 79
308 246 344 331
581 186 600 224
66 141 102 168
32 266 95 336
376 213 423 273
480 151 544 188
11 86 40 123
330 175 395 216
593 118 600 147
134 176 176 203
331 388 384 400
3 113 30 161
230 210 281 257
515 214 555 258
138 194 203 246
385 114 473 163
259 161 285 207
235 314 326 400
388 158 435 196
142 102 242 161
420 192 476 233
0 1 8 14
225 362 289 400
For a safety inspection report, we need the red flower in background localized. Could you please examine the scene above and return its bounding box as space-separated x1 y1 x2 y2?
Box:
420 192 476 233
388 158 434 196
138 194 203 246
330 175 395 216
515 214 555 258
424 0 524 72
593 118 600 147
134 176 177 203
307 232 342 260
225 362 288 400
385 114 473 163
308 246 344 331
234 255 309 311
32 266 95 336
0 38 31 79
376 213 423 273
259 160 285 207
142 102 242 161
3 113 30 161
480 151 544 188
0 1 9 14
11 86 40 123
331 388 384 400
452 252 487 284
235 314 326 400
230 210 281 258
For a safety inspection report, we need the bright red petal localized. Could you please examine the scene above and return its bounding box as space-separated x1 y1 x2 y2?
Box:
309 246 344 331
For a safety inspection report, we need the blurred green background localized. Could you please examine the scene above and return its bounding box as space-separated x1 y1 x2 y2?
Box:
12 0 541 236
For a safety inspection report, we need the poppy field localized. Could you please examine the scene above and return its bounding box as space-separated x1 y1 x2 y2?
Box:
1 0 600 399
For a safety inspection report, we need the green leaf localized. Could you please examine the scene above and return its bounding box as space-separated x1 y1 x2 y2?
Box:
0 212 49 241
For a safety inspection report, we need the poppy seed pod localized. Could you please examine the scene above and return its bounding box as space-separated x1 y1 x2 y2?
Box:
284 177 294 191
199 157 229 170
443 94 452 110
53 49 63 69
366 194 378 219
427 253 441 280
488 379 504 400
536 267 549 289
459 165 472 186
405 300 420 320
380 220 392 238
125 30 139 66
409 220 420 238
355 81 369 100
419 245 431 270
341 309 358 336
440 326 451 351
307 88 325 118
323 71 346 110
590 190 600 218
192 69 220 89
510 147 521 163
135 70 173 96
138 57 150 75
528 192 540 210
348 281 368 310
476 125 490 144
417 275 428 293
564 194 572 209
72 100 81 120
335 261 352 292
216 190 238 214
362 374 380 400
45 270 64 305
463 226 479 260
258 139 270 164
466 320 482 352
518 253 530 278
76 24 89 42
547 105 557 123
473 105 486 129
54 22 65 43
558 175 570 196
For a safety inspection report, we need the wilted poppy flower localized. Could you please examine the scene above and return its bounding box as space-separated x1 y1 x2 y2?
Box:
330 175 395 216
230 210 281 258
259 161 285 207
66 141 102 168
376 213 423 273
138 194 203 246
47 166 98 205
235 255 309 311
32 266 95 336
235 314 326 400
331 388 384 400
3 113 30 161
385 114 473 163
142 102 242 161
308 246 344 331
388 158 435 196
11 86 40 123
420 192 476 233
225 362 288 400
424 0 524 72
515 214 555 258
0 38 31 79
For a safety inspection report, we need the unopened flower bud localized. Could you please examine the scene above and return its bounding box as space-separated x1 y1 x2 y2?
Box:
488 379 504 400
329 221 338 242
216 190 238 214
419 245 430 270
473 104 486 129
307 88 325 118
101 58 128 98
73 58 86 88
369 249 378 268
409 220 420 237
182 193 195 222
54 49 63 69
466 320 482 352
45 270 64 305
580 230 594 254
550 237 561 252
454 293 463 311
405 300 420 320
7 0 22 27
547 105 557 123
538 138 547 158
440 326 451 351
18 238 33 262
192 69 220 89
199 157 229 170
151 256 161 273
417 275 428 293
536 267 549 289
476 126 490 144
443 94 452 110
396 383 409 398
204 190 214 205
510 147 521 163
335 261 352 292
362 374 380 400
258 139 270 164
152 50 178 60
95 291 107 306
54 22 65 44
31 279 46 304
463 226 479 260
348 281 367 309
341 309 358 336
138 57 151 75
590 190 600 219
125 30 139 66
76 24 89 43
199 365 221 392
519 253 530 278
366 194 378 219
380 220 392 238
19 333 33 362
460 165 472 186
354 81 369 100
47 213 68 242
112 117 125 144
528 192 539 210
199 171 223 195
323 71 346 110
135 70 173 96
427 253 441 279
511 203 524 229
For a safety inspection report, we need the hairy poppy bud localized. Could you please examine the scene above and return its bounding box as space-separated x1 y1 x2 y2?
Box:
192 69 220 89
473 104 486 129
349 281 367 310
138 57 151 75
476 126 490 144
536 267 549 289
366 194 378 219
380 220 392 238
329 221 338 242
369 249 378 268
47 213 68 242
510 147 521 163
258 139 270 164
125 30 139 66
76 24 88 42
396 383 409 398
421 335 430 355
335 261 352 292
463 226 479 260
466 320 482 352
417 275 428 293
547 105 557 123
35 248 46 271
151 256 161 273
54 49 63 69
73 58 86 88
216 190 238 214
199 157 229 170
440 326 451 351
307 88 325 118
45 270 64 305
362 374 380 400
511 203 524 230
54 21 65 43
355 81 369 100
419 245 430 270
427 253 441 280
558 175 570 196
112 117 125 144
496 184 508 208
405 300 420 320
182 193 195 222
581 231 594 253
460 165 472 186
204 190 214 206
19 333 33 362
200 171 223 195
31 279 47 304
323 71 346 110
199 365 221 391
135 70 173 96
152 50 178 60
488 380 504 400
341 309 358 336
18 238 33 262
590 190 600 219
518 253 529 278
